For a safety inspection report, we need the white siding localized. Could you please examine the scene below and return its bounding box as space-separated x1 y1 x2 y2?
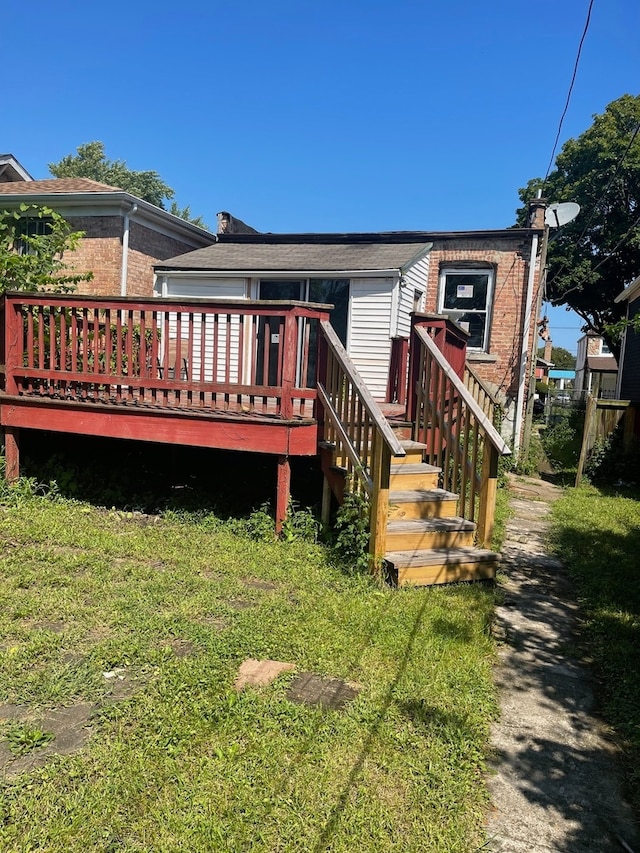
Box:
349 278 394 400
161 277 249 382
399 254 430 337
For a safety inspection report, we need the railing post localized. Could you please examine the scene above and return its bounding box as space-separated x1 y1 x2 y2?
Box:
281 310 297 419
368 439 391 580
476 439 499 548
4 297 21 396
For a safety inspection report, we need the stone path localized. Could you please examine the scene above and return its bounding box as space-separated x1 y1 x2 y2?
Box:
487 474 639 852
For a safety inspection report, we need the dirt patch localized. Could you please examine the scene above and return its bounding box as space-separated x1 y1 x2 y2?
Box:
199 615 229 631
29 620 67 633
242 578 278 592
235 659 296 690
286 674 361 710
168 639 196 659
228 599 255 611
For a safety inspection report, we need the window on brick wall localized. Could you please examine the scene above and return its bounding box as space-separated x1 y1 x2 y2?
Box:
15 216 53 255
437 267 494 350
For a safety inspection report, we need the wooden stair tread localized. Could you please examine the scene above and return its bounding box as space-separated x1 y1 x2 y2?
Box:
399 440 428 452
387 517 475 534
390 488 458 502
389 462 440 475
385 547 498 567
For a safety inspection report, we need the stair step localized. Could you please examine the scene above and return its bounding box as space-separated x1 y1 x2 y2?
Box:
395 440 428 465
386 516 475 550
385 547 498 587
390 462 440 490
388 488 458 520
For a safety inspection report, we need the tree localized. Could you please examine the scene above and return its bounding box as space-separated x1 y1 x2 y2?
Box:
0 204 93 293
49 142 208 229
517 94 640 354
536 345 576 369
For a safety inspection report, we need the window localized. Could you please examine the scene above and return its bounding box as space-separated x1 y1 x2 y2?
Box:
438 267 494 350
15 216 53 255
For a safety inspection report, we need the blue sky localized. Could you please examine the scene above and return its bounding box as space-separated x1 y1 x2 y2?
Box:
3 0 639 354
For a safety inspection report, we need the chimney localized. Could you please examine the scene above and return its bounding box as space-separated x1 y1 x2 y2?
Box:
528 197 547 230
217 211 231 234
543 338 553 363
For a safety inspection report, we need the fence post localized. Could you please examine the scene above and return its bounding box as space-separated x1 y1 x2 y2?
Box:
575 394 597 487
476 439 499 548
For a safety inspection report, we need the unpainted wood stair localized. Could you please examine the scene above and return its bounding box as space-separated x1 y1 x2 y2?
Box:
384 440 499 586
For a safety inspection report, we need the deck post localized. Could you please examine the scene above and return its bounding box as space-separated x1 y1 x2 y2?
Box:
476 439 498 548
275 455 291 534
368 440 391 580
3 427 20 481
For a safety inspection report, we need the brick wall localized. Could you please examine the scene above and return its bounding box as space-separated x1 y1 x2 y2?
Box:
426 235 542 423
63 216 209 298
65 216 122 296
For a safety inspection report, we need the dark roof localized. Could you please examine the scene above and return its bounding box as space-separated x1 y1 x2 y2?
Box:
157 228 533 272
587 355 618 373
0 177 121 194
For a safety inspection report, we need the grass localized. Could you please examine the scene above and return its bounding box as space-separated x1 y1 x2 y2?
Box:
0 487 499 852
549 482 640 813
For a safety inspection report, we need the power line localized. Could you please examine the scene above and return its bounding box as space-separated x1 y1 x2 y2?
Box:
542 0 595 187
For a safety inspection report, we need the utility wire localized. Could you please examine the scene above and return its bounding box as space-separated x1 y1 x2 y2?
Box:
542 0 595 187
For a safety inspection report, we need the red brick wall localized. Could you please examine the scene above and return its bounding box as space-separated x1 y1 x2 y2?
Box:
426 236 541 406
63 216 209 298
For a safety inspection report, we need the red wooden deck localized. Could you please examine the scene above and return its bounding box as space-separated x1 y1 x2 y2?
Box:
0 293 332 525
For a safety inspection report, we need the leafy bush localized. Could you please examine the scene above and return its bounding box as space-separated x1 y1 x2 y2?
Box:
541 409 583 471
584 423 640 485
331 491 370 574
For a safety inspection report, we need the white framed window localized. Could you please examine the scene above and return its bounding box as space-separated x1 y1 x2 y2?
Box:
438 267 494 350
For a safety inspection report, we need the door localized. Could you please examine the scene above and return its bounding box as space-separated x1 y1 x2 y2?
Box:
257 281 303 386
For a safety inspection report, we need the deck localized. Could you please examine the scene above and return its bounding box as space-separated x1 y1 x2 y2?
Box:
0 293 333 523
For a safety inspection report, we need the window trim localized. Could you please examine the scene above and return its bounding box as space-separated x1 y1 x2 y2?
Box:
437 265 494 351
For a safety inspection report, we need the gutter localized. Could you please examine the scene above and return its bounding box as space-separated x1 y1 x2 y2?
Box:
120 204 138 296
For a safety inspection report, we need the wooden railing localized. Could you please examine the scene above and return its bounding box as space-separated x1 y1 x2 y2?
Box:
464 362 501 427
410 325 511 547
1 293 331 420
316 319 406 567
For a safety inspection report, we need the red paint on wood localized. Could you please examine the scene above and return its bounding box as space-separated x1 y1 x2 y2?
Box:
3 426 19 480
275 455 291 533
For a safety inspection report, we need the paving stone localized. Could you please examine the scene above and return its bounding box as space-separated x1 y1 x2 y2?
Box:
286 673 360 710
234 659 296 690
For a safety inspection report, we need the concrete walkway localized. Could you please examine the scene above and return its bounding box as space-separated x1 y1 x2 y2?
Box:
486 473 639 853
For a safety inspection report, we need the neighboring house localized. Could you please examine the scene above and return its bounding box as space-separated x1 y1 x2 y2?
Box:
0 175 215 298
155 209 545 446
0 154 33 183
615 273 640 435
575 331 618 399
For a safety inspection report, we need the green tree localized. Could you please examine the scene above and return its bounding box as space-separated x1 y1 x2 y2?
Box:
537 345 576 369
49 142 208 229
0 204 93 293
517 94 640 353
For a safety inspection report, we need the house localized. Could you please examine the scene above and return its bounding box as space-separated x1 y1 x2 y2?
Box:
0 174 216 298
575 331 618 399
154 209 545 448
615 273 640 436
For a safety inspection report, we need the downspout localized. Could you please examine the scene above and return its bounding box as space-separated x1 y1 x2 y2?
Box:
120 204 138 296
514 194 544 457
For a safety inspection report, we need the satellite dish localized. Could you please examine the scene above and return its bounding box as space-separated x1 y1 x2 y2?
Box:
545 202 580 228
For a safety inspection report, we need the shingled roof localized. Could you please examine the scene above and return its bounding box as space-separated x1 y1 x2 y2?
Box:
0 177 122 194
156 235 432 272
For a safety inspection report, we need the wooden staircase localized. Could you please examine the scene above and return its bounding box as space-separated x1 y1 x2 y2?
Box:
384 440 498 586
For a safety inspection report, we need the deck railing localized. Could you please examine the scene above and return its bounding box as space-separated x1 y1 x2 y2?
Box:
463 362 501 427
1 293 331 420
316 319 406 567
410 324 511 547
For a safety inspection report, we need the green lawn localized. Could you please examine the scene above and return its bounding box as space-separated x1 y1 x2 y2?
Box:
0 488 499 852
549 483 640 813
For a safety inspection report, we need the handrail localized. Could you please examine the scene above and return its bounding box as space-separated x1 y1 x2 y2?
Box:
317 319 405 574
320 320 406 459
412 326 510 547
464 362 502 426
416 327 510 456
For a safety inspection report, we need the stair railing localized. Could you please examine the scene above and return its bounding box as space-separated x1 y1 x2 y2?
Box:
316 319 406 569
410 325 511 547
463 362 501 427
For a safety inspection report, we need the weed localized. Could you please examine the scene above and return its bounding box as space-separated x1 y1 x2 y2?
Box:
2 721 54 756
331 491 370 573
